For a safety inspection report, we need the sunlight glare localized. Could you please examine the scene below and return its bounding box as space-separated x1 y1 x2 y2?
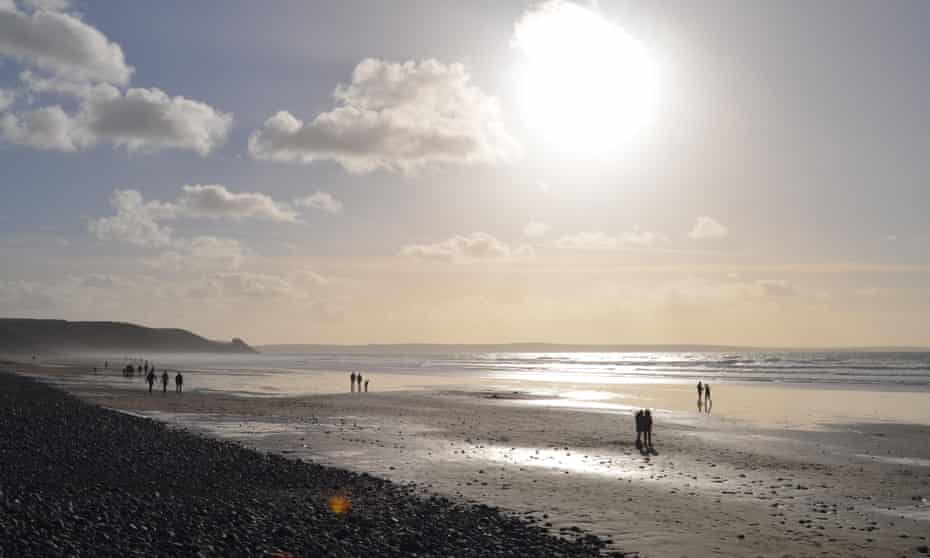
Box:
513 1 662 157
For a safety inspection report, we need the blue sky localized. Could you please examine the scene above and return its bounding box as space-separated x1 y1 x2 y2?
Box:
1 0 929 346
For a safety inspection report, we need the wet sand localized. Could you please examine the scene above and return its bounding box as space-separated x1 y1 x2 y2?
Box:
13 361 930 557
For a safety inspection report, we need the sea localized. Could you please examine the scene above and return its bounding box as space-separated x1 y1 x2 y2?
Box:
53 350 930 397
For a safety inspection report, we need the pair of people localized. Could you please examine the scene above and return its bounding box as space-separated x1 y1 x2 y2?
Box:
697 381 712 413
697 381 711 401
349 372 369 393
634 409 654 452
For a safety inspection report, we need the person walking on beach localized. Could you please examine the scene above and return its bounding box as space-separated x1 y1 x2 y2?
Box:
364 379 369 392
704 383 711 402
350 372 356 392
161 370 169 393
357 373 363 393
697 381 703 401
634 409 644 450
643 409 654 449
175 372 183 393
146 370 155 393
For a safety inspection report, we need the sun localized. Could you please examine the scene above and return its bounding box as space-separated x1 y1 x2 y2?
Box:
513 1 662 157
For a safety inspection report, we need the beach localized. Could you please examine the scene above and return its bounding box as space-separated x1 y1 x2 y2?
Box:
9 357 930 557
0 367 620 557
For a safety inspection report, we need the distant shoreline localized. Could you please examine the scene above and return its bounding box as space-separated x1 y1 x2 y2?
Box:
258 342 930 354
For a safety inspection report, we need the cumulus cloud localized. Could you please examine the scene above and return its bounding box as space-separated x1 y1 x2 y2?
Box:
166 185 298 222
688 216 728 240
89 185 301 259
89 185 299 249
84 87 231 155
0 4 132 85
294 191 343 214
0 5 231 155
249 58 521 173
0 104 82 150
1 85 232 155
88 189 174 247
400 232 534 264
554 229 665 251
523 221 550 239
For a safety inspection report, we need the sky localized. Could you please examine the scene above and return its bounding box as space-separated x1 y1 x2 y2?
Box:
1 0 929 347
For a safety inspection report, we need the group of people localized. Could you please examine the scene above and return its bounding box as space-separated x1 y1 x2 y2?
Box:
697 381 712 413
146 369 183 394
117 359 157 378
349 371 369 393
99 358 185 394
634 409 655 454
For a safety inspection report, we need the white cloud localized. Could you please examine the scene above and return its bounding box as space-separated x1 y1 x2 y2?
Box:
1 85 232 155
89 186 297 249
554 229 665 251
294 191 343 214
0 104 83 150
167 185 298 222
523 221 550 239
85 87 232 155
0 5 132 85
688 216 728 240
249 58 521 173
0 5 231 156
400 232 535 264
88 189 174 247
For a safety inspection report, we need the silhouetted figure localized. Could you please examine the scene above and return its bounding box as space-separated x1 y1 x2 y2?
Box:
357 374 363 392
697 381 703 402
364 379 369 393
146 370 155 393
704 383 711 402
104 360 108 369
175 372 183 393
136 364 142 376
161 371 169 393
644 409 654 449
634 410 644 450
350 372 356 392
93 367 97 374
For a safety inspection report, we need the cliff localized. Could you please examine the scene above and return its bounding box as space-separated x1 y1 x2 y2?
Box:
0 319 257 354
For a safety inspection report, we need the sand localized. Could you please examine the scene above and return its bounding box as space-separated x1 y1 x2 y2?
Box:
12 360 930 557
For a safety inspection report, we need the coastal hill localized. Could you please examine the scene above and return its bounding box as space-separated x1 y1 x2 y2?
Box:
0 318 256 354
